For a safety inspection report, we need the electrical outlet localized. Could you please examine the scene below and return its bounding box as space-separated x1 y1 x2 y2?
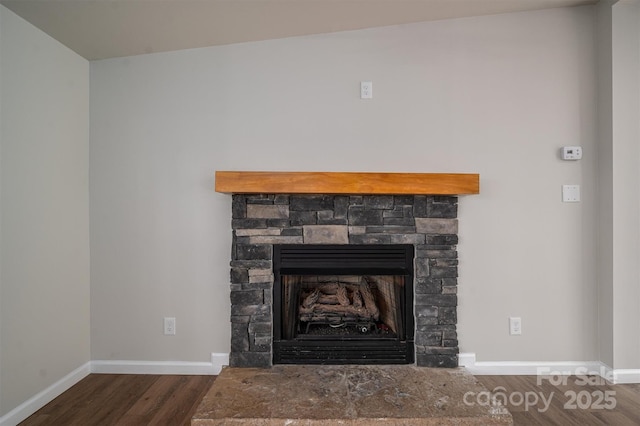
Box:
360 81 373 99
164 317 176 335
509 317 522 335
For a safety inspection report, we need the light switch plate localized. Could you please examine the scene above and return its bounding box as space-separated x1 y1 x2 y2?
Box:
562 185 580 202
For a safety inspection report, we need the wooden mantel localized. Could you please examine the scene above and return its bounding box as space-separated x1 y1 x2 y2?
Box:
215 171 479 195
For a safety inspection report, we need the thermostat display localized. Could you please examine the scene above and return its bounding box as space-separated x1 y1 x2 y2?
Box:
562 146 583 160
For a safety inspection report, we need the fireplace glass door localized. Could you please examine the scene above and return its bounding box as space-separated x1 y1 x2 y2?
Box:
273 245 414 364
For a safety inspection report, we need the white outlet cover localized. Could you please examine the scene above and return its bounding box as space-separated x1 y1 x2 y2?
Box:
360 81 372 99
509 317 522 335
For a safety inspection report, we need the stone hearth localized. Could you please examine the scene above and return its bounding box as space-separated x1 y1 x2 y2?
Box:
230 194 460 368
191 365 513 425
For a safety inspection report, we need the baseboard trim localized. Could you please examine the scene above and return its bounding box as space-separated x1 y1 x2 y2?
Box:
0 362 91 426
90 352 230 375
612 369 640 384
459 353 639 384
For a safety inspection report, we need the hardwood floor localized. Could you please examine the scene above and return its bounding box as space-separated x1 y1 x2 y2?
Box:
19 373 640 425
19 374 215 426
476 375 640 425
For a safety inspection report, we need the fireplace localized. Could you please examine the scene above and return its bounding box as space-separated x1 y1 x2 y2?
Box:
273 244 414 364
228 193 461 368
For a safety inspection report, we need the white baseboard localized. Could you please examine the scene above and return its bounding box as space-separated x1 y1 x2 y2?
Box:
459 352 639 384
612 369 640 384
91 352 229 375
0 362 91 426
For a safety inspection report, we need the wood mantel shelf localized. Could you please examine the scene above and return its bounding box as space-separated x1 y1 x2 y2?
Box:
215 171 479 195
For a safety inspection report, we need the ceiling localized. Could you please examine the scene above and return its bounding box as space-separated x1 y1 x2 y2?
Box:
1 0 597 61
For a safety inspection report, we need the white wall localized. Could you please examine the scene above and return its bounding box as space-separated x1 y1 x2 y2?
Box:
611 0 640 369
90 6 599 363
0 5 90 417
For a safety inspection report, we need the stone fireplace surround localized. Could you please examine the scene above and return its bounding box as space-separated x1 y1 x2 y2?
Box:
229 193 460 368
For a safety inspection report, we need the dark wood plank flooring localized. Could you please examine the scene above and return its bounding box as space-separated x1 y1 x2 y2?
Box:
477 375 640 425
19 374 215 426
18 373 640 425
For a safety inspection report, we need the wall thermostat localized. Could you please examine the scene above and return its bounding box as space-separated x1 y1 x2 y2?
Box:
562 146 583 160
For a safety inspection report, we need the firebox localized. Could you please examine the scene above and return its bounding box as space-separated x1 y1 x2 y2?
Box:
273 244 414 364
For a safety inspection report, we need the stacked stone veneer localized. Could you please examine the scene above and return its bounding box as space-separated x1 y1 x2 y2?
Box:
230 194 459 368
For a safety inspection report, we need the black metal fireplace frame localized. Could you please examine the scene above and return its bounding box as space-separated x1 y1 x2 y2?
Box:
272 244 415 365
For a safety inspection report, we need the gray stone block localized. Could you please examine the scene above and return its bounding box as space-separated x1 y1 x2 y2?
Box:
230 260 272 269
430 266 458 278
274 195 290 204
418 346 458 355
230 352 272 368
416 318 439 327
426 235 458 246
248 322 272 335
243 281 271 290
442 278 458 286
252 333 271 350
230 290 263 305
247 204 289 219
281 227 303 236
266 219 291 228
248 235 304 244
365 225 416 234
416 354 458 368
389 234 425 245
415 331 443 346
231 268 249 284
442 286 457 294
415 277 442 294
438 307 457 324
427 198 458 218
415 305 438 318
246 195 274 204
232 218 267 229
364 196 394 209
349 196 364 205
394 195 414 206
434 259 458 267
232 196 247 219
236 244 271 260
382 208 405 218
349 234 391 244
235 228 281 237
413 196 428 217
383 217 416 226
230 315 250 324
251 312 272 323
348 206 383 226
303 225 349 244
415 258 429 278
415 294 457 307
290 211 317 226
417 249 458 259
334 196 349 219
231 323 249 351
290 195 334 211
231 304 270 317
415 218 458 235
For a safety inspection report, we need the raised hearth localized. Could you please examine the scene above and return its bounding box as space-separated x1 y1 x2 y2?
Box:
191 365 513 425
